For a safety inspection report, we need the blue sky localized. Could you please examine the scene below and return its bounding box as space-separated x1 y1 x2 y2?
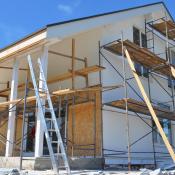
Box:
0 0 174 48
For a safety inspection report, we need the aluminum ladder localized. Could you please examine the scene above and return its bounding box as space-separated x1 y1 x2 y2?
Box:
27 55 71 175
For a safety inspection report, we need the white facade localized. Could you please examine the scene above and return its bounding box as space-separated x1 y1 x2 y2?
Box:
0 2 174 168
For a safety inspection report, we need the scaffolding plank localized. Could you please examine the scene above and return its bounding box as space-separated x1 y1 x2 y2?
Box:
104 40 174 77
0 65 104 96
152 20 175 40
53 85 122 96
47 65 105 84
124 48 175 163
108 98 175 120
0 85 120 107
0 82 33 96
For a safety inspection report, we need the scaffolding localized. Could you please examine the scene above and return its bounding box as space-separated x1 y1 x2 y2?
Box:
99 14 175 170
0 38 114 172
0 12 175 173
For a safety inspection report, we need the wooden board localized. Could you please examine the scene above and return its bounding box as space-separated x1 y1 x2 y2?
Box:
152 20 175 40
47 65 105 84
104 39 174 77
124 48 175 163
67 90 102 157
108 98 175 120
0 116 22 156
13 117 23 156
0 118 7 156
0 65 105 97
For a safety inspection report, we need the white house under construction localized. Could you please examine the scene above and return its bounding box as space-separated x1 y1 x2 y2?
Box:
0 2 175 173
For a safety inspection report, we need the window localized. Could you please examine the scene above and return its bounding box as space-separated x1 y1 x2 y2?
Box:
133 27 148 78
171 50 175 65
153 119 172 144
141 33 147 48
168 77 175 88
133 27 140 46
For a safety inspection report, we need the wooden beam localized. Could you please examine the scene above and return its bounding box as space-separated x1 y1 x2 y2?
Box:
124 47 175 163
0 82 33 96
0 65 104 96
72 39 75 89
171 66 175 78
0 85 121 107
49 50 85 62
0 66 28 71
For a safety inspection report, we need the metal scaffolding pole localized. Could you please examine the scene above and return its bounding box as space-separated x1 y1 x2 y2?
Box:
164 12 175 110
121 32 131 171
19 70 29 170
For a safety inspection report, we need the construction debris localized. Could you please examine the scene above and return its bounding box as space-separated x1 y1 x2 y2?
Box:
0 169 20 175
140 168 175 175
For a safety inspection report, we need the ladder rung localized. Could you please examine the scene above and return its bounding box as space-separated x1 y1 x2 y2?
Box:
45 107 52 111
58 166 69 169
48 129 56 132
55 153 66 156
38 79 46 82
51 141 58 144
45 118 53 121
28 57 70 174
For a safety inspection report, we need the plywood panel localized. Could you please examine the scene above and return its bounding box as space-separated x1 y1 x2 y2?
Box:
0 118 8 156
67 90 102 157
14 117 23 156
0 116 23 156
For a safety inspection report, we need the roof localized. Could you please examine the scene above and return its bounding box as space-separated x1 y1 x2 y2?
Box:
0 1 173 55
47 1 174 27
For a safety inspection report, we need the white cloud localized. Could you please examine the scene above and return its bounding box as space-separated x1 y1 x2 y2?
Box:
57 0 82 14
57 4 73 14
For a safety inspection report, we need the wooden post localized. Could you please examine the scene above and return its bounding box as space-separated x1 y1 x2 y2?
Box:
72 39 75 90
6 81 10 101
84 57 89 88
84 57 89 100
71 39 75 156
124 48 175 163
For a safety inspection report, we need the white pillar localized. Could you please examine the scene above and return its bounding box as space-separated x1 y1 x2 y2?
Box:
5 59 19 157
35 46 48 157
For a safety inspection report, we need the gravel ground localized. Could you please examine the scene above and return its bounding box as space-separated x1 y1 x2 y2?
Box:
20 170 141 175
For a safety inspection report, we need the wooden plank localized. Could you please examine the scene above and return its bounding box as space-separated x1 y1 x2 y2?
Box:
0 94 46 108
49 50 85 62
0 82 33 96
47 65 104 84
105 40 174 77
0 65 104 96
53 85 122 96
171 66 175 78
124 48 175 163
0 66 28 71
108 98 175 120
152 20 175 40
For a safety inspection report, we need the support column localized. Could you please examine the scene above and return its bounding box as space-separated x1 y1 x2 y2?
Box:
5 59 19 157
35 46 48 157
